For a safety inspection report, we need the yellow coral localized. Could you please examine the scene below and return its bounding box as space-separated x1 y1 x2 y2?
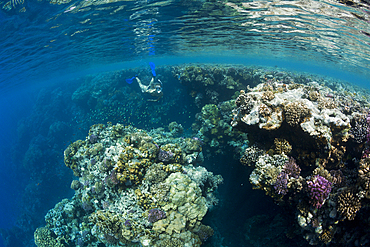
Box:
273 138 292 155
337 189 361 221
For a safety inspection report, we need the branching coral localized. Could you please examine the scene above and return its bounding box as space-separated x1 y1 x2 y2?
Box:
192 224 214 242
261 90 275 101
318 97 336 110
148 208 167 223
274 172 288 195
308 91 320 101
274 157 301 195
89 210 124 241
144 163 168 184
337 189 361 220
274 138 292 155
282 157 300 178
306 175 332 208
319 227 334 244
258 104 272 118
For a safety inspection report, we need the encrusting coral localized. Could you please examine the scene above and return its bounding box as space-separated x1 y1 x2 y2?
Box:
34 123 222 247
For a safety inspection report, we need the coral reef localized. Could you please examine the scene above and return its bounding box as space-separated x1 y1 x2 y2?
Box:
192 102 248 157
7 64 370 247
34 123 222 247
232 78 370 245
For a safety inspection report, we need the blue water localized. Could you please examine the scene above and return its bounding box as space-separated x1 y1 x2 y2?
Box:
1 0 370 246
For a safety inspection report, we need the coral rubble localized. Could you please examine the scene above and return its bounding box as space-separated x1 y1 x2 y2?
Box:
34 123 222 247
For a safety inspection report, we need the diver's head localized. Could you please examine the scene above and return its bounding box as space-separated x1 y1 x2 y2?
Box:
155 85 162 94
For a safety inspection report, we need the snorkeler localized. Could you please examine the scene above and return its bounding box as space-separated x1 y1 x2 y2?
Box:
135 76 163 102
126 62 163 102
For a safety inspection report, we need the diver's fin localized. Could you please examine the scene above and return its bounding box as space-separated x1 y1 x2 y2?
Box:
125 76 136 84
149 62 156 77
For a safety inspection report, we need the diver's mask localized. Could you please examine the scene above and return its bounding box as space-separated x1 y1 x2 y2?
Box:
155 85 162 93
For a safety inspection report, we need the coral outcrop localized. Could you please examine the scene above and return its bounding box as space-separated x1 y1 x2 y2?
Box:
35 123 222 247
234 79 370 246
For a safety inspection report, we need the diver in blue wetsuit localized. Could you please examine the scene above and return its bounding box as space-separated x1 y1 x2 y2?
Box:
127 62 163 102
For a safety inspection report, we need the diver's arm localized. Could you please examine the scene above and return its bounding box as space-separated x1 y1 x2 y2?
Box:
136 77 148 93
148 77 155 88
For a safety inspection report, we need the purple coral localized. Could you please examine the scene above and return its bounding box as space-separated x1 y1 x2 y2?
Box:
90 158 96 165
148 208 166 223
89 134 98 143
274 157 301 195
274 172 288 195
82 201 94 213
306 175 332 209
157 149 174 162
124 219 131 227
283 157 301 178
104 169 119 187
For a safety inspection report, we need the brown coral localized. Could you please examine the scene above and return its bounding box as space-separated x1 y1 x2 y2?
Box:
240 146 264 166
274 138 292 155
319 227 334 244
235 90 254 115
258 104 272 118
261 91 275 101
308 91 320 101
318 98 336 110
359 158 370 190
330 170 344 186
337 189 361 221
284 102 310 126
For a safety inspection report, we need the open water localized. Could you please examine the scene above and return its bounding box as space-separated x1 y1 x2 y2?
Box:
1 0 370 246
